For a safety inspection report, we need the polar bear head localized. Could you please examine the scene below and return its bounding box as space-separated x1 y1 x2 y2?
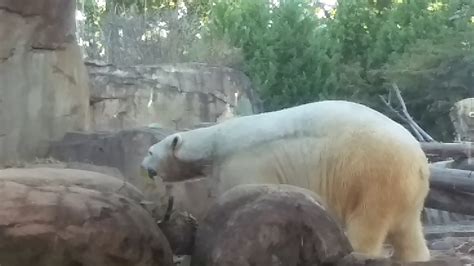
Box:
141 132 210 182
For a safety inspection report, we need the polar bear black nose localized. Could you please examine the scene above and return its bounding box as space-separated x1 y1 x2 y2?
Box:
147 168 157 178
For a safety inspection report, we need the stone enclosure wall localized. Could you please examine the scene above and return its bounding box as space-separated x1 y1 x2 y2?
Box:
0 0 260 165
87 60 261 132
0 0 90 163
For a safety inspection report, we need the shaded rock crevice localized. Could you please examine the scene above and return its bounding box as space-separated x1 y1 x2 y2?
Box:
0 6 41 19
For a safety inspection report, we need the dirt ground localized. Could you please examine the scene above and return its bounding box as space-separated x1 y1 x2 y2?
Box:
424 223 474 264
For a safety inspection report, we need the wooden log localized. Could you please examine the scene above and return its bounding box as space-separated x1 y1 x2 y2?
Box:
429 166 474 193
421 142 474 160
192 184 352 266
425 187 474 216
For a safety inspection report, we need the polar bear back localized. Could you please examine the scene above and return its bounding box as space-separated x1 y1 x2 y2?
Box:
203 100 418 158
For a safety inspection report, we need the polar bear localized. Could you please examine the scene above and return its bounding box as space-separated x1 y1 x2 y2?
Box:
141 100 430 262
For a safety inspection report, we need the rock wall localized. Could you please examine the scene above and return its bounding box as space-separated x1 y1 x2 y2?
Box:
86 61 261 131
450 98 474 142
47 127 213 220
0 0 90 163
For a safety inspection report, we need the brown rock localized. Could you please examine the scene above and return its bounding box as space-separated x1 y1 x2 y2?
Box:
0 167 144 202
191 184 352 266
0 180 173 266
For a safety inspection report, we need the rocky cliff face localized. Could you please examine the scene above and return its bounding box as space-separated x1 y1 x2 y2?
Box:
86 61 261 131
450 98 474 142
0 0 90 163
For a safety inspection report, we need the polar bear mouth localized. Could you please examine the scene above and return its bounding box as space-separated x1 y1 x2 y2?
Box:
159 173 208 183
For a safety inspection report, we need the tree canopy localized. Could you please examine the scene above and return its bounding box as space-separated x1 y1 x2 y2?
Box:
77 0 474 141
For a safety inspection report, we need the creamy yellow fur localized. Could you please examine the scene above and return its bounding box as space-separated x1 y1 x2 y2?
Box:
213 132 430 261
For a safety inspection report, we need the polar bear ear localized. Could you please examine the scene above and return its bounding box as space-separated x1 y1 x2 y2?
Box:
170 134 183 151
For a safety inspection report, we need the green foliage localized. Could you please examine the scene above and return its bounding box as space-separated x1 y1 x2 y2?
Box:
78 0 474 141
329 0 473 133
203 0 473 140
205 0 340 110
381 17 474 140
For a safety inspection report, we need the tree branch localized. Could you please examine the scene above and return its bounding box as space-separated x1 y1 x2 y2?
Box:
379 83 435 142
379 94 424 141
391 83 435 142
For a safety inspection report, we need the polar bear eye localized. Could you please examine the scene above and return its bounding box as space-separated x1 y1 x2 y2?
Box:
149 151 153 156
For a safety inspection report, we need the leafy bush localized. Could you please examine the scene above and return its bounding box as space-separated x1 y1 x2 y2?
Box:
204 0 474 140
204 0 341 110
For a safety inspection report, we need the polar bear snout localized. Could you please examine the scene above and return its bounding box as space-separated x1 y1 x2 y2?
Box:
147 168 158 178
140 156 158 179
139 163 157 179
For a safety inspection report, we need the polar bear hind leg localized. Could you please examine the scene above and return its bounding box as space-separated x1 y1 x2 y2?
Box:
345 203 392 258
388 209 430 262
340 167 429 262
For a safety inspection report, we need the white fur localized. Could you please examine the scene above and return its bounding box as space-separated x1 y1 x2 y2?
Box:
141 100 430 262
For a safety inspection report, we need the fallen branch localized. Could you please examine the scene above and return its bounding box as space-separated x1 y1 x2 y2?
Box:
425 187 474 216
158 196 174 225
379 83 435 142
422 142 474 160
429 166 474 193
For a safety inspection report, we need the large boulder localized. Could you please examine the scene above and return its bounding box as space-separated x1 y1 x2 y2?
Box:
191 184 352 266
0 179 173 266
0 0 90 164
86 61 261 131
0 167 144 202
